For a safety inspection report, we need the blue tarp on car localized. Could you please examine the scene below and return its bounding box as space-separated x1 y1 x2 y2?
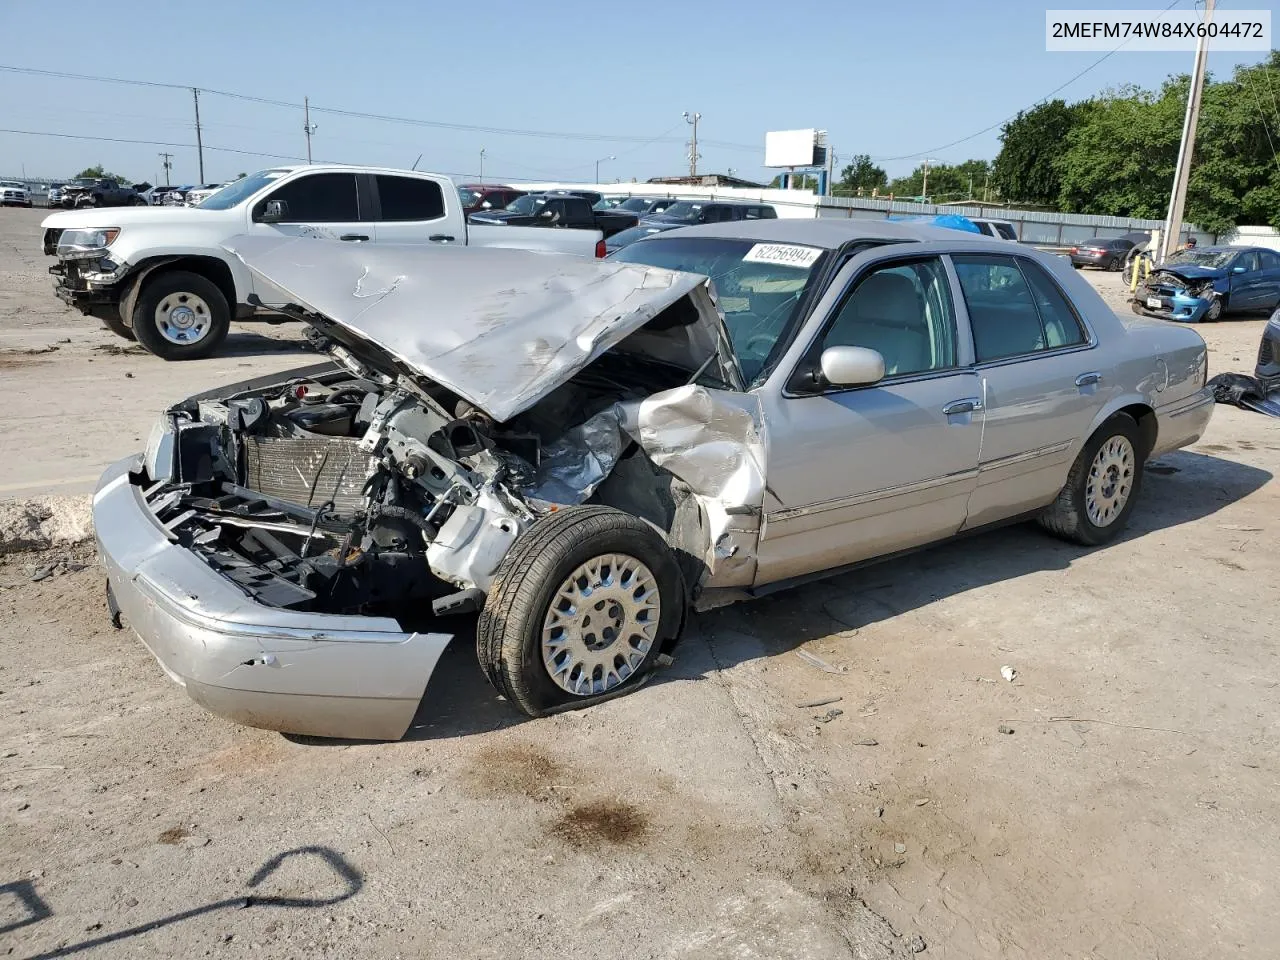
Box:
887 214 982 234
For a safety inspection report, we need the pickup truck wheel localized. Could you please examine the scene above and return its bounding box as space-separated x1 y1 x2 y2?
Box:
100 310 135 341
1037 414 1144 546
131 271 230 361
476 506 685 717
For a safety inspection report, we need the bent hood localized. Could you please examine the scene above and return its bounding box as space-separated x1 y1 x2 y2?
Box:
224 234 734 423
41 205 224 230
1157 264 1226 282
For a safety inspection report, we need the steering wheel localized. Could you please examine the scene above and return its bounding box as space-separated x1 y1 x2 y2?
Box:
741 333 776 360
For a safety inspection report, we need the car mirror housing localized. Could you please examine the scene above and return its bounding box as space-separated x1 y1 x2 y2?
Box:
820 346 885 387
1231 266 1246 274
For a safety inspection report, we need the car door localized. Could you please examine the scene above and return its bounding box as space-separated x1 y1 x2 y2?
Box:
1257 250 1280 310
754 252 984 586
951 253 1108 528
1228 251 1271 312
248 171 369 243
369 173 453 243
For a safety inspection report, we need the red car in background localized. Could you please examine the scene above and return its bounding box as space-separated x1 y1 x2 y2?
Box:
458 184 525 215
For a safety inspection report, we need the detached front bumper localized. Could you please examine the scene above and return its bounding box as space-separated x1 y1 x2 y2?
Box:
94 457 454 740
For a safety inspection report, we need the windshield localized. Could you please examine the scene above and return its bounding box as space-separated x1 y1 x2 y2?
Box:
593 196 627 210
1165 249 1237 269
504 194 547 215
67 178 97 188
616 197 653 212
458 188 482 207
657 201 703 222
199 169 290 210
0 181 24 189
612 236 827 383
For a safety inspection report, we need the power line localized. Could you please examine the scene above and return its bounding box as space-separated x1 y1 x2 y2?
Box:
0 127 308 162
0 62 751 149
870 0 1184 163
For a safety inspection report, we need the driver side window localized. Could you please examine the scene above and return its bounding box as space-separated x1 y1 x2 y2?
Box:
258 173 360 222
819 258 957 378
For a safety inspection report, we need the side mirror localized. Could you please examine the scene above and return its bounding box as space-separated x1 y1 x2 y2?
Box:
480 200 492 209
1231 265 1247 274
537 208 558 223
819 346 885 387
259 199 289 223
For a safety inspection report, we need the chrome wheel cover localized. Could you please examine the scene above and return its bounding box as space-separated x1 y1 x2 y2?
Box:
1085 435 1135 527
541 553 660 697
154 292 212 345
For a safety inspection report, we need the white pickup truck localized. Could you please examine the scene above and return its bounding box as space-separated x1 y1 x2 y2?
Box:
42 165 606 360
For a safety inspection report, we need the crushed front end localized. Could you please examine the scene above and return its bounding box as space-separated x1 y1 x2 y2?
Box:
1133 270 1224 323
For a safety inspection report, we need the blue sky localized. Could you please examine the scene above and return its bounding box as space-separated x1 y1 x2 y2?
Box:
0 0 1267 186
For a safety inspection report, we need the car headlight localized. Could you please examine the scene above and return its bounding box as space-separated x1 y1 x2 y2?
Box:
56 227 121 260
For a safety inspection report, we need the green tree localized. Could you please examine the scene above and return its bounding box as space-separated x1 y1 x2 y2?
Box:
886 159 992 202
836 154 888 195
991 100 1091 206
75 164 130 183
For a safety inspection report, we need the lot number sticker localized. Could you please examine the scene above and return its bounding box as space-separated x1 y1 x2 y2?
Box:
742 243 822 268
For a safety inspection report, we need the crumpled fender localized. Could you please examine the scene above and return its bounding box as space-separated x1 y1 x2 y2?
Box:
118 256 181 327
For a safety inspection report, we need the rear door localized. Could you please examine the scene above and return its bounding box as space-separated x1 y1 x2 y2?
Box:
951 253 1108 528
370 173 456 244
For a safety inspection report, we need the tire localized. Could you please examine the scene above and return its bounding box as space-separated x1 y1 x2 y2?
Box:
100 309 135 341
1203 298 1223 322
129 196 146 206
131 270 230 360
1037 413 1144 546
476 505 685 717
1107 256 1122 272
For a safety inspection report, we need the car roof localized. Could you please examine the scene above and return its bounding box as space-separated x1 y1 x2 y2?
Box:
642 218 1002 249
667 198 771 207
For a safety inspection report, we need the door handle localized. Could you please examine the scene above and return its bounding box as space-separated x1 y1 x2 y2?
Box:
943 398 983 416
428 234 456 243
339 234 369 242
1075 371 1103 387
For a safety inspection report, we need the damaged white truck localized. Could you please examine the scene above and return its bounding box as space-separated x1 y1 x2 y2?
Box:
41 164 605 361
94 222 1215 739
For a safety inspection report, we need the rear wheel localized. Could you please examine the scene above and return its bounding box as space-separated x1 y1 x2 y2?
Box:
1038 414 1144 546
131 270 230 360
477 506 685 717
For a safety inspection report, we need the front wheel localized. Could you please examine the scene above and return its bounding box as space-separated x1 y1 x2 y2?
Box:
1037 414 1144 546
1203 298 1223 322
99 308 135 341
131 270 230 360
476 506 685 717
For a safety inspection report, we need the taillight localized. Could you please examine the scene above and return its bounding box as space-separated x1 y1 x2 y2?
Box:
594 239 606 259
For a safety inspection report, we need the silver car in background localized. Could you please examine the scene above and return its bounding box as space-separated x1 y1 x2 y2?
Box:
93 221 1214 739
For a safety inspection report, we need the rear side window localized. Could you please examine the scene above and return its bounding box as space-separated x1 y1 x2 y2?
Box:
994 223 1018 241
974 222 995 237
952 254 1085 361
375 175 445 221
262 173 360 222
1260 250 1280 270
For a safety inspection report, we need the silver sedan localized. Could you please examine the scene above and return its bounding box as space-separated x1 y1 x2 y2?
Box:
94 221 1214 738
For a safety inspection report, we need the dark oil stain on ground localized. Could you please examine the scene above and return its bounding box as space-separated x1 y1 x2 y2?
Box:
550 799 650 848
157 826 190 845
465 742 568 801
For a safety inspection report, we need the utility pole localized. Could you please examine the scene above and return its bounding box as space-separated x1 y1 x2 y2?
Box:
920 157 934 203
827 149 836 197
1160 0 1215 263
595 154 615 183
683 111 701 178
192 88 204 183
479 148 486 185
303 96 317 164
158 152 173 186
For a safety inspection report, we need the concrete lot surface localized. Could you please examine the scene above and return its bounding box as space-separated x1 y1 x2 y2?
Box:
2 206 1278 959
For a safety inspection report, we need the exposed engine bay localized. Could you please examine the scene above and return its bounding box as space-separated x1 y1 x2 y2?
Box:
139 306 751 623
1144 270 1217 301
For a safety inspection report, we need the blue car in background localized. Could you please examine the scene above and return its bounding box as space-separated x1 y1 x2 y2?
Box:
1133 246 1280 322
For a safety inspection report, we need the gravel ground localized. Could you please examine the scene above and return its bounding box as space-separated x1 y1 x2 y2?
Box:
2 207 1278 959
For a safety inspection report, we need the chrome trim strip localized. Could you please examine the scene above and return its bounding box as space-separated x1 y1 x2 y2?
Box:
767 468 977 522
978 440 1072 473
1160 388 1215 419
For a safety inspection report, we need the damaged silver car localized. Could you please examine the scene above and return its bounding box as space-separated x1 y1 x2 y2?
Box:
95 222 1216 739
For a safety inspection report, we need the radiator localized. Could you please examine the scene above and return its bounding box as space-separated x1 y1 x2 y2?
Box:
243 436 375 514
